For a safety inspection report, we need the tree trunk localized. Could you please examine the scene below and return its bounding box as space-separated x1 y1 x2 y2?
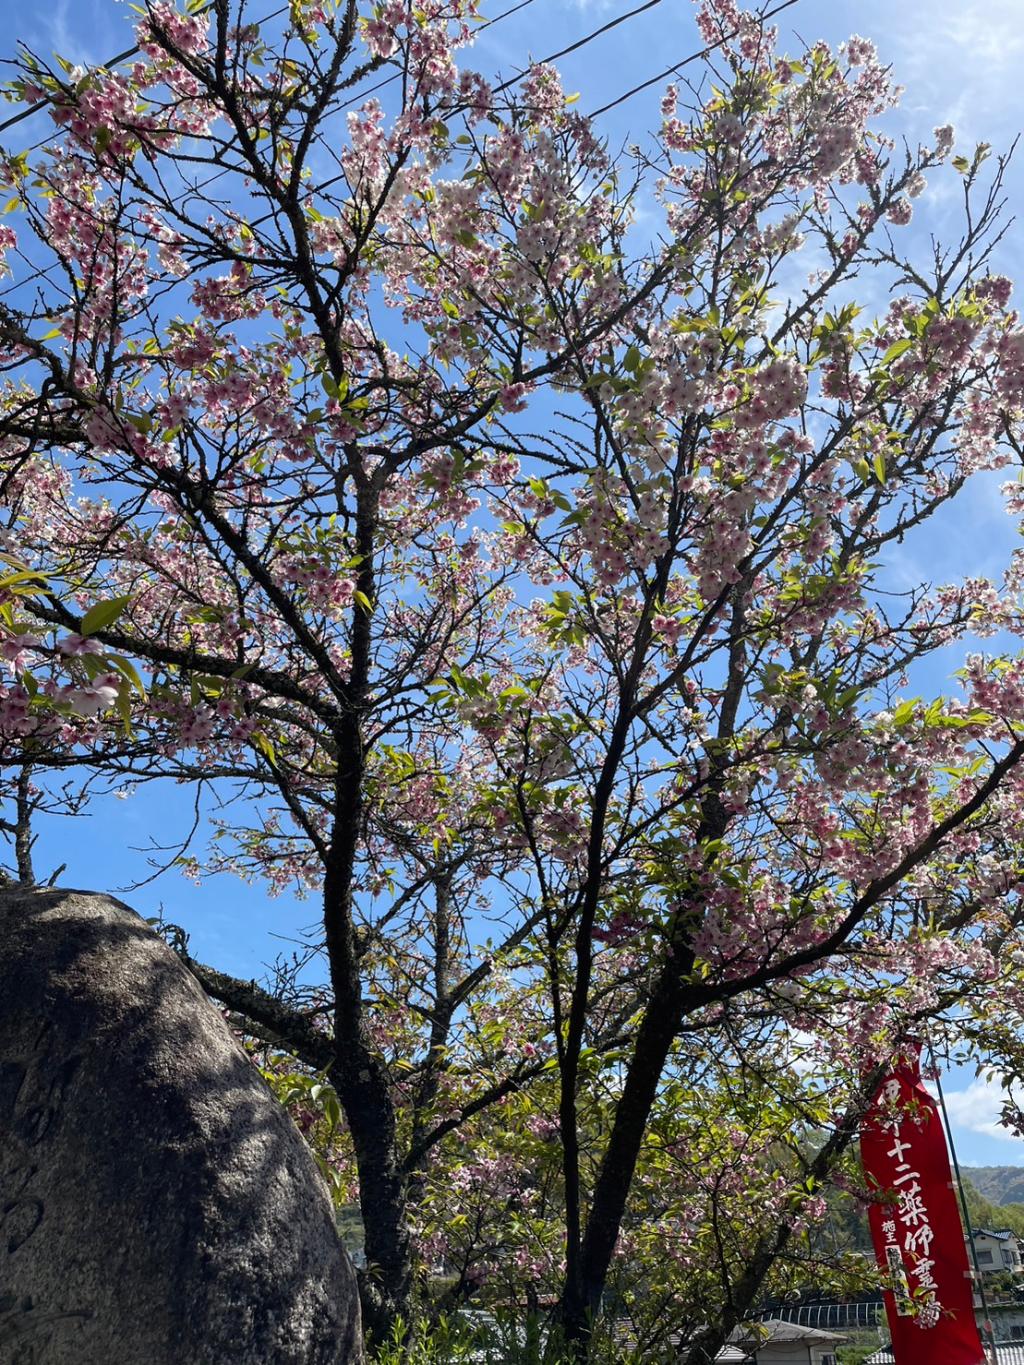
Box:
324 723 413 1344
330 1051 413 1342
557 959 691 1354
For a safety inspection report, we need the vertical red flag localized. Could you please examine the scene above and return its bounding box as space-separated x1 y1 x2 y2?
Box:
860 1045 986 1364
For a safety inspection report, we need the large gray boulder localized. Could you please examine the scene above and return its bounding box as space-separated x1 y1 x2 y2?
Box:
0 886 361 1364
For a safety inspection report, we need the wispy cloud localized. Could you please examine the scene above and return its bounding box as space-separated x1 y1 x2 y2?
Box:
941 1072 1024 1147
882 0 1024 144
20 0 117 70
923 1 1024 76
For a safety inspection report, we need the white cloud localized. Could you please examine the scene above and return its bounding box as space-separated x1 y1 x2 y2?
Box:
43 0 100 68
925 1 1024 74
17 0 112 71
779 1025 818 1075
883 0 1024 144
941 1072 1024 1146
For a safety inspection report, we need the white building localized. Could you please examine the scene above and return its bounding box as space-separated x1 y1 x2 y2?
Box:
972 1228 1024 1275
717 1320 845 1365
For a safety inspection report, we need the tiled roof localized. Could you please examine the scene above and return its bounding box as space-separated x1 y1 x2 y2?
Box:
730 1319 846 1344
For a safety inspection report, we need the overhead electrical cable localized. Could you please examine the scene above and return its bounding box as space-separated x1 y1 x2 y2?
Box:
490 0 666 96
587 0 800 119
0 1 225 138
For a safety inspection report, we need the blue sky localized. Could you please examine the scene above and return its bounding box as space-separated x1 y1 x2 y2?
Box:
4 0 1024 1168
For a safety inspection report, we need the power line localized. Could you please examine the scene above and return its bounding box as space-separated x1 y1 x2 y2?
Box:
0 0 540 137
0 1 275 140
0 0 802 151
328 0 800 211
0 0 806 245
0 0 549 248
491 0 665 96
334 4 529 115
588 0 800 120
480 0 538 28
339 0 654 116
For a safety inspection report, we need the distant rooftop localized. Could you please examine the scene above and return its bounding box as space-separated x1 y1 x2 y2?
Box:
730 1319 846 1345
869 1346 1024 1364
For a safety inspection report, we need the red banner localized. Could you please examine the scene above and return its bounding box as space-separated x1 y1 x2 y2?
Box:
860 1045 986 1364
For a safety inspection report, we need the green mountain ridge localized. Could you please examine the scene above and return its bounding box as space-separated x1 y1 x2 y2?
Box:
962 1166 1024 1209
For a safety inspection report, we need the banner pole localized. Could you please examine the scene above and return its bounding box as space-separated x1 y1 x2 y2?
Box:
928 1041 997 1364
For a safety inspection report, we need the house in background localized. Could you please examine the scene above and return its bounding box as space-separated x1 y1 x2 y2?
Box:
868 1346 1024 1364
717 1319 846 1364
972 1228 1024 1275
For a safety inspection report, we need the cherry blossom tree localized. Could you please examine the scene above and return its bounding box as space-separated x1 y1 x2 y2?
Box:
3 0 1024 1356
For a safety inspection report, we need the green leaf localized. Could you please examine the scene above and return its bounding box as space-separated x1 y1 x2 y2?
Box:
116 679 134 737
0 568 47 590
881 338 913 365
892 698 919 727
107 653 146 696
192 673 225 697
320 372 349 402
253 730 277 764
81 594 131 636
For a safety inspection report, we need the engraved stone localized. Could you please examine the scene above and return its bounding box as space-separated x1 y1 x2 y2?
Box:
0 886 361 1363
